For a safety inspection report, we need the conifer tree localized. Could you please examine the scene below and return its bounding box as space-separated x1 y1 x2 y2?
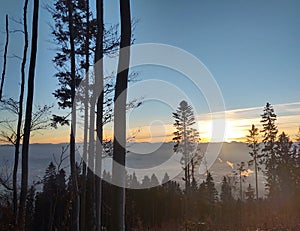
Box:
274 132 297 201
220 176 233 203
260 102 278 198
245 183 255 201
205 172 218 204
173 100 199 192
234 161 246 200
246 124 260 199
162 172 170 185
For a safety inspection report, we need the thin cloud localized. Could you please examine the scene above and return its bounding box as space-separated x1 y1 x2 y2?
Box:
241 169 254 177
226 160 234 169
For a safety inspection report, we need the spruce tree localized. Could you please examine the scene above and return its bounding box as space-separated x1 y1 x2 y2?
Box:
275 132 297 202
205 172 218 204
260 102 278 198
173 100 199 192
245 183 255 201
220 176 233 203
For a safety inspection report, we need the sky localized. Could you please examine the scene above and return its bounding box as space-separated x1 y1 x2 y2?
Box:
0 0 300 143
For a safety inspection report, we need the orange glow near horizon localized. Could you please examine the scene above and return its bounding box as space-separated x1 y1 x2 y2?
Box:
22 119 300 144
23 118 300 144
3 103 298 145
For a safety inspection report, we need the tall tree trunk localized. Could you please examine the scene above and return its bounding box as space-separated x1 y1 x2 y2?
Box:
255 157 258 200
183 116 189 192
0 14 9 101
13 0 29 224
18 0 39 228
87 95 96 230
239 173 243 200
80 0 90 229
111 0 131 230
95 0 104 230
67 0 79 230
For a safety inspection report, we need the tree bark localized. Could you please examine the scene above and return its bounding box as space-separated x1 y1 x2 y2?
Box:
87 95 96 230
67 0 79 230
255 157 259 200
0 14 9 101
111 0 131 230
95 0 104 230
13 0 29 224
18 0 39 228
80 0 90 229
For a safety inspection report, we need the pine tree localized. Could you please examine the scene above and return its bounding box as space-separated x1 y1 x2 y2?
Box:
129 172 140 189
141 175 151 188
162 172 170 185
275 132 297 202
150 174 159 188
220 176 233 203
245 183 255 201
260 102 278 198
234 161 246 200
246 124 261 200
205 172 218 204
173 100 199 192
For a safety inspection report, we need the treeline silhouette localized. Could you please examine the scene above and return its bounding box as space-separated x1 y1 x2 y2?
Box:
1 154 300 230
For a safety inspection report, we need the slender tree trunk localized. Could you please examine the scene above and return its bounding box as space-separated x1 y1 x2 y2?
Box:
18 0 39 228
111 0 131 230
255 157 258 200
183 116 189 192
239 173 243 200
80 0 90 229
87 95 96 230
67 0 79 230
95 0 104 230
0 14 9 101
13 0 29 224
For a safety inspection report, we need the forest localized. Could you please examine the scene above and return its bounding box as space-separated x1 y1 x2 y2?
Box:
0 0 300 230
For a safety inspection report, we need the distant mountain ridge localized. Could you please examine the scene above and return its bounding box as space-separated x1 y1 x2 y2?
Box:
0 141 268 196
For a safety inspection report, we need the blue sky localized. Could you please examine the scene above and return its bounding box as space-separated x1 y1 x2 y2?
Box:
0 0 300 143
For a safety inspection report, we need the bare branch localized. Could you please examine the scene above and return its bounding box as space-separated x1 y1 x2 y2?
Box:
0 98 19 114
9 16 23 26
8 53 22 60
9 29 24 34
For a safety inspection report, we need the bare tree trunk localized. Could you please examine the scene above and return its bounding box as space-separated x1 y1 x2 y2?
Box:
0 14 9 101
95 0 104 231
111 0 131 230
67 0 79 230
255 157 258 200
95 0 104 230
239 172 243 201
80 0 90 229
87 95 96 230
18 0 39 229
13 0 29 224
